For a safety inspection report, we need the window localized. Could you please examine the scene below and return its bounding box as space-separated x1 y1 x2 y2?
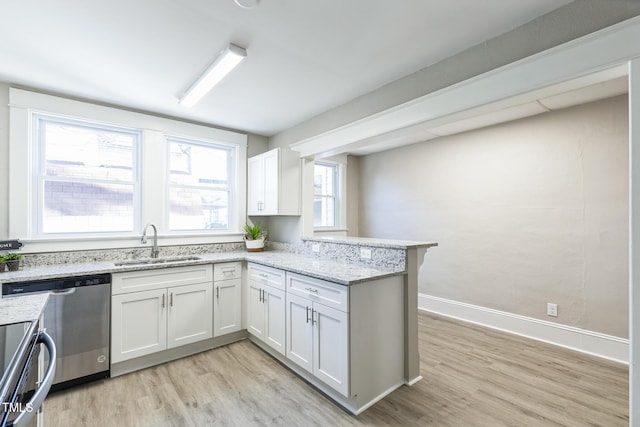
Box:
34 115 140 234
10 88 247 251
167 137 234 231
314 162 338 228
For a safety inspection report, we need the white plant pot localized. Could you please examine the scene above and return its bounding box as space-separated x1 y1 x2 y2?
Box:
244 236 266 252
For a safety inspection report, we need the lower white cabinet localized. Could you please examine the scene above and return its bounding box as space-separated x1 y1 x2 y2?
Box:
112 265 213 363
246 263 286 355
286 282 349 396
213 262 242 337
112 288 167 362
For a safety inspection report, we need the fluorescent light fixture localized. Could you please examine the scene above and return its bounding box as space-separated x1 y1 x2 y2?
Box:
179 43 247 107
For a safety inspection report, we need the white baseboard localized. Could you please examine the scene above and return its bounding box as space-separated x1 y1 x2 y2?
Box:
419 294 629 364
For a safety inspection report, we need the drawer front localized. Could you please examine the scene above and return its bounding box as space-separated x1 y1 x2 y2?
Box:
286 272 348 312
113 264 213 295
247 263 286 291
214 262 242 281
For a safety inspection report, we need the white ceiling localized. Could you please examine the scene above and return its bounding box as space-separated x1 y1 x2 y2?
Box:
1 0 573 136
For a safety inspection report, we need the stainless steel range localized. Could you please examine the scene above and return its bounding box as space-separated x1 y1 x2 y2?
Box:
0 320 56 427
2 274 110 391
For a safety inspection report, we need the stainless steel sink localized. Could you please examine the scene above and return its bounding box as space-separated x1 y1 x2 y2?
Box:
114 255 202 266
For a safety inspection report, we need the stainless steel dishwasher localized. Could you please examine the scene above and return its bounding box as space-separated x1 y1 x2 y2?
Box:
2 274 110 392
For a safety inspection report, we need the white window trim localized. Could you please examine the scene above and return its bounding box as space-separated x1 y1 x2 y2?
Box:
313 155 347 232
8 88 247 253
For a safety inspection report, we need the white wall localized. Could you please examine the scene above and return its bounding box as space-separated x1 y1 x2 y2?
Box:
358 96 629 338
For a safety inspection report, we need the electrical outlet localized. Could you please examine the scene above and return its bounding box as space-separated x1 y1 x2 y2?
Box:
312 244 320 253
547 303 558 317
360 248 372 260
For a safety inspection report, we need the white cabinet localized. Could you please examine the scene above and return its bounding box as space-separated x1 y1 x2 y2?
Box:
285 274 349 396
246 263 286 355
112 288 167 362
247 148 300 216
112 265 213 363
213 262 242 337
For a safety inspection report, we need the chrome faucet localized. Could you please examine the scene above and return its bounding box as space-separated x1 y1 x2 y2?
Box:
141 223 159 258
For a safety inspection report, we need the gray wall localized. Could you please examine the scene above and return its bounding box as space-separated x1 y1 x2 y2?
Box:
267 0 640 244
358 96 629 338
0 83 9 240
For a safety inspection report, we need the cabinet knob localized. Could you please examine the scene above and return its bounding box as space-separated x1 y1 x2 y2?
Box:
305 287 319 294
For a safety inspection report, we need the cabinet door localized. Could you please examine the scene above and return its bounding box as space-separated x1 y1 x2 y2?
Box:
213 278 241 337
248 155 264 215
262 149 279 215
167 283 213 349
313 303 349 396
247 280 265 340
286 293 313 373
264 285 286 356
112 289 167 363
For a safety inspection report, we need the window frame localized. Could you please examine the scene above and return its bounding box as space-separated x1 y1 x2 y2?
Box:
313 160 345 231
165 135 237 233
8 88 247 253
32 113 143 237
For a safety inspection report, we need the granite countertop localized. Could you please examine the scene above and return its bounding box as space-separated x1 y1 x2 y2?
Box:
302 236 438 250
0 251 405 286
0 293 49 325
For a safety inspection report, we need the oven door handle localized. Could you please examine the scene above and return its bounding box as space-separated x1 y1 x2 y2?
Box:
12 331 57 427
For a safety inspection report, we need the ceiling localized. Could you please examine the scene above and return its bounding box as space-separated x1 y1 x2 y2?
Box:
1 0 573 137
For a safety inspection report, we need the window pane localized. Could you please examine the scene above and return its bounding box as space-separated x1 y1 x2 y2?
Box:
169 188 228 231
42 120 136 182
37 116 139 235
314 196 335 227
168 137 232 231
314 164 335 196
169 142 229 186
43 180 134 233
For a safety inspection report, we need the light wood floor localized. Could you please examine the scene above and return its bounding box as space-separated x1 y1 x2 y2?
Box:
44 313 628 426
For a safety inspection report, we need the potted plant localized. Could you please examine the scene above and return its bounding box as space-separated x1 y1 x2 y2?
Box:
243 222 267 252
4 253 23 271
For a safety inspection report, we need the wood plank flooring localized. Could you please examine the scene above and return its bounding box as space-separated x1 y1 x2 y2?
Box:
43 313 628 426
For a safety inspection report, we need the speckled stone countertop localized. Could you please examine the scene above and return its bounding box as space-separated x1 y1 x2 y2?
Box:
302 236 438 249
0 251 405 286
0 293 49 325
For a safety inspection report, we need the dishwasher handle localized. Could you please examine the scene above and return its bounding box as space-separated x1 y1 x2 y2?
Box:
12 331 57 427
49 288 76 296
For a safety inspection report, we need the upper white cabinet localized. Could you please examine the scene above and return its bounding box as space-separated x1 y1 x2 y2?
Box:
248 148 300 216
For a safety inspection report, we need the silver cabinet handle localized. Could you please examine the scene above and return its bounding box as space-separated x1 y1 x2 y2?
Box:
259 273 268 278
170 292 173 307
306 306 310 323
216 286 219 301
312 309 317 325
162 294 165 308
259 288 263 302
305 287 319 294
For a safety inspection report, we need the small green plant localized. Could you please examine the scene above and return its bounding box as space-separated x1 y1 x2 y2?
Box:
244 223 265 240
4 253 23 271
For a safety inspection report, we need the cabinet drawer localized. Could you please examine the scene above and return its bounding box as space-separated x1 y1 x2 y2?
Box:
247 263 285 291
214 262 242 281
286 272 348 312
113 264 213 295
